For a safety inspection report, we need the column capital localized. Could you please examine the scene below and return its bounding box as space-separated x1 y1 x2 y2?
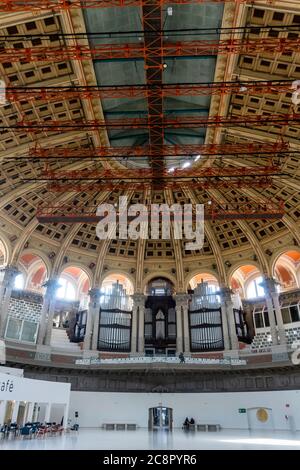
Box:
43 278 61 294
219 287 233 302
260 277 279 295
131 293 146 306
174 293 190 306
88 287 101 301
0 265 20 284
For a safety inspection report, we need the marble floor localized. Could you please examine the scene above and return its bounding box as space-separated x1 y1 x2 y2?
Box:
1 428 300 450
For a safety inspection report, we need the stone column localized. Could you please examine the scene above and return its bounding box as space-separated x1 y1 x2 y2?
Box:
175 304 183 353
134 294 145 354
272 291 287 345
90 288 101 351
44 403 51 423
38 279 60 346
0 400 6 425
26 402 35 423
63 402 69 430
262 277 284 345
84 288 101 351
33 403 39 422
175 294 190 354
219 287 239 350
130 295 140 354
11 401 19 423
220 303 230 351
261 278 278 345
0 266 19 337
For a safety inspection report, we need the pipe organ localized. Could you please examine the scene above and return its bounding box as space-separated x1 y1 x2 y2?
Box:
97 281 132 352
189 282 224 352
144 295 176 354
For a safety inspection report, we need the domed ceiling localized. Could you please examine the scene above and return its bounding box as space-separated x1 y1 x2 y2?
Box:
0 1 299 290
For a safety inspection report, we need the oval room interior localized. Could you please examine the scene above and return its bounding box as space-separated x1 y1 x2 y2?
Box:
0 0 300 451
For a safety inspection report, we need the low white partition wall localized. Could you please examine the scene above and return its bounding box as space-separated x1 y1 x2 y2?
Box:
0 369 71 427
70 390 300 431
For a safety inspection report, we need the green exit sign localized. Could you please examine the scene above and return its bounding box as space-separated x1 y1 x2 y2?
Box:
239 408 246 414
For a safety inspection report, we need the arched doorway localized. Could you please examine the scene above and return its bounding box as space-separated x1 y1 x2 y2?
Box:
144 278 176 357
148 406 173 430
56 266 91 343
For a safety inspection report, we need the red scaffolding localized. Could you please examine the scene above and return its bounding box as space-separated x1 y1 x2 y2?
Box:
0 0 272 13
7 114 300 133
36 199 285 224
46 177 274 192
29 141 289 158
3 81 295 103
41 165 280 180
0 38 299 63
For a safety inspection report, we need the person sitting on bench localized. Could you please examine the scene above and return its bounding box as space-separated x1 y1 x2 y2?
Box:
183 417 189 429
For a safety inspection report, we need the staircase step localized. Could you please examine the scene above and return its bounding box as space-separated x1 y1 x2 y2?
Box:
50 328 81 351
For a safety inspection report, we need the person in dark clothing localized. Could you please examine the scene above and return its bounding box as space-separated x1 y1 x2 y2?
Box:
179 352 185 363
183 417 189 429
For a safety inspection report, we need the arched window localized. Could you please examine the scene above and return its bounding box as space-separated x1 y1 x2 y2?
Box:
101 274 134 296
146 277 174 296
56 277 76 301
57 267 91 304
14 273 25 290
189 273 219 292
19 253 47 293
246 276 265 299
230 265 262 300
274 251 300 291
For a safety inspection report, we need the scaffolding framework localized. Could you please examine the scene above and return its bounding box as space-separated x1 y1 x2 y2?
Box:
40 165 280 180
0 0 290 223
1 38 299 63
29 141 289 158
6 114 300 133
46 177 274 192
36 199 285 224
0 0 275 13
142 0 164 175
3 81 295 104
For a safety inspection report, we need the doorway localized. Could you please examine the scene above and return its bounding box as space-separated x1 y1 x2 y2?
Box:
148 407 173 430
247 407 274 430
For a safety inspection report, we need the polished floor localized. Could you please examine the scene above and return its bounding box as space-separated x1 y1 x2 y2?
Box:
1 428 300 450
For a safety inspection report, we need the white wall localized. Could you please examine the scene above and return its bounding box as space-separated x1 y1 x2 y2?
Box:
50 404 65 424
0 370 70 404
69 390 300 431
0 366 23 377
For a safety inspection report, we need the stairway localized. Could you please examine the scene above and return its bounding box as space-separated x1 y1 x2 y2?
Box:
250 331 272 350
50 328 81 352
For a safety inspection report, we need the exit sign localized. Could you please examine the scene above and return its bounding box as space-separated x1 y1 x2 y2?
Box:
239 408 246 414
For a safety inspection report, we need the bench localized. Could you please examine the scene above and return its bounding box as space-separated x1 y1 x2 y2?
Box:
197 424 221 432
102 423 137 431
